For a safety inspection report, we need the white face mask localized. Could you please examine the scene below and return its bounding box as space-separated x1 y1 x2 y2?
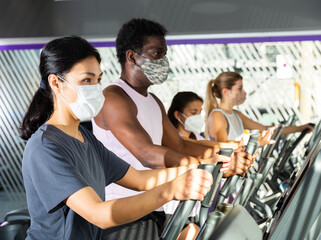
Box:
59 76 105 121
179 113 204 134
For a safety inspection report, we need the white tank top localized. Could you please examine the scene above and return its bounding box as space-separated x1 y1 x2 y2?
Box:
209 109 244 141
93 79 200 215
92 78 162 201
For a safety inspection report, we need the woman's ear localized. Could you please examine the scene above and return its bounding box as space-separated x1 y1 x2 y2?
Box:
48 74 61 94
222 88 231 97
174 110 181 121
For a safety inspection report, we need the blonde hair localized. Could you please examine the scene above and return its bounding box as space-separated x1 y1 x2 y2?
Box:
204 72 242 138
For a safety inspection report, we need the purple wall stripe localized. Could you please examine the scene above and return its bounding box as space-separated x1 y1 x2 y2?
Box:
1 34 321 51
91 41 116 48
0 41 116 51
166 35 321 45
0 43 46 51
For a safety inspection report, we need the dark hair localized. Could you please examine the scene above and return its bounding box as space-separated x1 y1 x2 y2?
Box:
168 91 203 128
116 18 167 69
20 36 101 140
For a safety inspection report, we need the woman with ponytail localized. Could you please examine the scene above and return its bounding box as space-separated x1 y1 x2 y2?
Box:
204 72 314 142
20 36 215 240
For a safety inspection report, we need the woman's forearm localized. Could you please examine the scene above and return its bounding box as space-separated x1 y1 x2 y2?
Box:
67 169 212 229
116 165 197 191
137 165 197 190
101 168 211 228
65 184 172 230
98 183 172 228
282 125 304 135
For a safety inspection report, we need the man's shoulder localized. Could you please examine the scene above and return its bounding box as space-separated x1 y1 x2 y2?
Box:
104 84 126 95
101 84 137 116
103 84 133 103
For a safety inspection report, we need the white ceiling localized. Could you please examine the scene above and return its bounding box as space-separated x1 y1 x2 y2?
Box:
1 0 321 39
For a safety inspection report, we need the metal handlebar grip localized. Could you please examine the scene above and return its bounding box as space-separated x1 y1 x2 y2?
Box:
161 162 223 240
195 211 225 240
199 148 234 226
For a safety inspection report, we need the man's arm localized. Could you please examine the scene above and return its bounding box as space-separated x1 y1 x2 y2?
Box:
183 138 241 150
95 86 245 174
94 86 201 168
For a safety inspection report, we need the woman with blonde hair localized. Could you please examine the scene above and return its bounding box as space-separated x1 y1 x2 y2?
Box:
204 71 314 142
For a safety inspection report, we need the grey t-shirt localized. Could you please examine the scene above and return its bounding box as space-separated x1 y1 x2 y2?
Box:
22 124 130 240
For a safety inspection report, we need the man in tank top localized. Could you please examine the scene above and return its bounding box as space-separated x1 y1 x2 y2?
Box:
93 18 253 240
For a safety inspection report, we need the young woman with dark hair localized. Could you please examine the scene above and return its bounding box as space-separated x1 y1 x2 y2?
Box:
167 91 241 150
168 91 205 140
20 36 216 240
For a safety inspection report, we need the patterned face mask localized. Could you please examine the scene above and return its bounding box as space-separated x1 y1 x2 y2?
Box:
140 55 170 85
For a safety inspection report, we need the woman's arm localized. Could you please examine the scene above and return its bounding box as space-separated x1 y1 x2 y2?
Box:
282 123 314 135
235 110 267 132
115 166 196 191
115 164 233 192
236 110 314 136
235 111 314 135
236 110 277 147
65 168 212 229
207 111 229 142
